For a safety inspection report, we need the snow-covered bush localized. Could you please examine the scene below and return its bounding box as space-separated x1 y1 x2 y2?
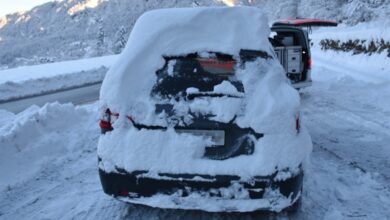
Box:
320 38 390 57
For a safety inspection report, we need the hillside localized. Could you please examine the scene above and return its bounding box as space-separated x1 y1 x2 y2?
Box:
0 0 389 69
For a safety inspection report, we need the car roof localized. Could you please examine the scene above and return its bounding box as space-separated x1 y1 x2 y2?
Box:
271 25 306 32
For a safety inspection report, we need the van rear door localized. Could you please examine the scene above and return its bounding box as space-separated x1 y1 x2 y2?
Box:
273 19 338 27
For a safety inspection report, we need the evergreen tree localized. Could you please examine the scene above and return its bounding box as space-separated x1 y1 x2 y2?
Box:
113 26 128 54
96 18 106 56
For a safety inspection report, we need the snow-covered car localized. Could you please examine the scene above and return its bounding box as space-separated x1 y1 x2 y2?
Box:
97 7 312 212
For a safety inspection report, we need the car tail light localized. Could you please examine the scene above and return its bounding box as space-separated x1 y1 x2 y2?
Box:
100 109 113 133
196 58 236 75
308 56 312 69
99 120 112 129
99 108 134 134
295 115 301 133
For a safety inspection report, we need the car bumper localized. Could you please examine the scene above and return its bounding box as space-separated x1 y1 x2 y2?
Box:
99 167 303 212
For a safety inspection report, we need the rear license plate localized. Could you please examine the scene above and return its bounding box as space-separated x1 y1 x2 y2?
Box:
176 129 225 146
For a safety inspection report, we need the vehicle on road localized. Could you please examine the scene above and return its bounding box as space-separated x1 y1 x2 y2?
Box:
97 7 312 212
270 19 337 89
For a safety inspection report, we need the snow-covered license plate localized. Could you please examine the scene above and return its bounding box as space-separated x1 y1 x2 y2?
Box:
176 129 225 146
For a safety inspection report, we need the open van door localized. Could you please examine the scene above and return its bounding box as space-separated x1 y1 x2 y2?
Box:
270 19 338 89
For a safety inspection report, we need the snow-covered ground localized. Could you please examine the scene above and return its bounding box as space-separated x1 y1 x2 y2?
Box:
0 55 117 101
298 51 390 219
310 23 390 84
1 32 390 219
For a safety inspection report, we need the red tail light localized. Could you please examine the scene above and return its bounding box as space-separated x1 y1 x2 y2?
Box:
197 58 236 70
100 109 113 131
296 115 301 133
99 120 112 129
308 56 312 69
99 108 134 133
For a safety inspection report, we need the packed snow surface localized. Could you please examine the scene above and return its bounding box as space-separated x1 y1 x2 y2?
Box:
98 7 312 179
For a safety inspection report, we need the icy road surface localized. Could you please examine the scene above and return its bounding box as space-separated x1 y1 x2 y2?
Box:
0 83 101 113
1 51 390 219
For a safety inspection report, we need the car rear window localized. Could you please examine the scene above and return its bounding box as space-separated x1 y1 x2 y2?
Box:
151 52 244 99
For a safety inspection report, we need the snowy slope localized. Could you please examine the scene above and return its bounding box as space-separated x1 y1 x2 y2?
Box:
0 0 389 68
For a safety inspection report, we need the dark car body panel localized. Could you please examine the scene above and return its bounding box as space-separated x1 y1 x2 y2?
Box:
98 166 303 206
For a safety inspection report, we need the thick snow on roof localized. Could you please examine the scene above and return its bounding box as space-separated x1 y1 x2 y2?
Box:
100 6 272 110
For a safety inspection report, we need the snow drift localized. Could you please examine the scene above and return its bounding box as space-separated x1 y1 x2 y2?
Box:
0 102 98 191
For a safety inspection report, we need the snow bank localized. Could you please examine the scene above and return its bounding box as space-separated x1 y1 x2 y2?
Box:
0 67 107 102
0 55 117 84
0 55 117 101
0 102 98 191
98 7 312 178
309 24 390 84
312 48 390 84
312 21 390 43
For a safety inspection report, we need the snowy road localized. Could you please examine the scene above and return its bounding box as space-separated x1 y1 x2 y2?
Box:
1 51 389 219
0 83 101 113
303 55 390 183
298 53 390 219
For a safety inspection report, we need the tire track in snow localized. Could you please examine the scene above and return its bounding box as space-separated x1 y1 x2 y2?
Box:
302 143 390 219
300 60 390 183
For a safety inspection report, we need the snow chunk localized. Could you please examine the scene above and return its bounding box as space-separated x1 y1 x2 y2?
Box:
198 51 217 58
185 87 200 94
167 60 176 76
213 80 239 95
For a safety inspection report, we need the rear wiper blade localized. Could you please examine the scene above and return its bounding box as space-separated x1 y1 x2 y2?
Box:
186 92 243 100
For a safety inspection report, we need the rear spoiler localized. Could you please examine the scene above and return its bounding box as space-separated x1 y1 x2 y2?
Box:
273 19 338 27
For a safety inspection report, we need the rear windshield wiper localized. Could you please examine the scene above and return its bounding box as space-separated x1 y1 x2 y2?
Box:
186 92 243 100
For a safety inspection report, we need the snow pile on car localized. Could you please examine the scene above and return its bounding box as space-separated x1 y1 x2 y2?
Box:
100 6 272 111
98 7 312 177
